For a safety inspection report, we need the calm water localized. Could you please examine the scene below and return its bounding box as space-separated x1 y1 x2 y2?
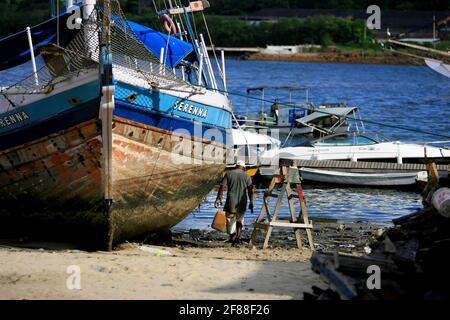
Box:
224 60 450 142
176 60 450 230
174 185 423 231
1 59 449 229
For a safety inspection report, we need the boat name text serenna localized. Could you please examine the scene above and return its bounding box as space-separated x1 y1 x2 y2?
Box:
0 111 30 128
173 101 208 119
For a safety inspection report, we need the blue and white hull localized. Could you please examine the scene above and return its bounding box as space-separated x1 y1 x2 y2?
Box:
0 63 232 250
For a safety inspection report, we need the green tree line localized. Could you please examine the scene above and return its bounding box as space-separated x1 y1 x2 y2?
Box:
1 0 444 47
207 0 449 15
0 0 53 37
195 15 375 47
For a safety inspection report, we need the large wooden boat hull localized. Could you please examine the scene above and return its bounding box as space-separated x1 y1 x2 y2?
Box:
109 116 225 244
0 113 225 248
0 77 230 249
0 1 232 250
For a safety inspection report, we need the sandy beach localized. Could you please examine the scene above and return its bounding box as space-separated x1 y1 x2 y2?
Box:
0 220 383 300
0 242 324 300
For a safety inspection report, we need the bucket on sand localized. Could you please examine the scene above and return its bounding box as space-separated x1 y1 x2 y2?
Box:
432 187 450 218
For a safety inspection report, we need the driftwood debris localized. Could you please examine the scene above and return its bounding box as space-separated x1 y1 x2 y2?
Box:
306 163 450 300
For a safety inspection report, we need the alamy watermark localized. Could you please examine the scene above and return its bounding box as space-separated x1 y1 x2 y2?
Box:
366 265 381 290
66 7 83 30
66 265 81 290
366 5 381 30
168 123 280 167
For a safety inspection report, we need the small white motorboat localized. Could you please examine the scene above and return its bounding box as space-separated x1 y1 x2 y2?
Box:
259 132 450 186
299 167 427 186
233 86 354 136
261 132 450 165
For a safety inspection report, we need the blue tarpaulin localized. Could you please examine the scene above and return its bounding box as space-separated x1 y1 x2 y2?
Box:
128 21 193 69
0 11 76 71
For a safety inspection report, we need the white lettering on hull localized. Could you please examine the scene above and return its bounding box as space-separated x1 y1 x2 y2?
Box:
0 111 30 128
173 101 208 119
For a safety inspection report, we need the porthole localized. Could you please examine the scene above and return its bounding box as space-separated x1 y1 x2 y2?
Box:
68 97 81 105
127 93 138 103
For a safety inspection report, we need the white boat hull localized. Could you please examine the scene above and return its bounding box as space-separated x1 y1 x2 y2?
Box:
261 141 450 165
299 168 425 186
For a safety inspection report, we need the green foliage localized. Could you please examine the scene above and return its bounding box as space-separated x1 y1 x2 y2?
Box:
2 0 444 49
207 0 450 14
414 40 450 51
0 0 54 37
195 15 375 47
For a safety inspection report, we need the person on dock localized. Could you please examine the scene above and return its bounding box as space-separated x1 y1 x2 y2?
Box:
270 99 279 124
214 160 254 245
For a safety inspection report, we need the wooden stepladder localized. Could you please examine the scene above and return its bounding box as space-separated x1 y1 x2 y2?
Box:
249 166 314 250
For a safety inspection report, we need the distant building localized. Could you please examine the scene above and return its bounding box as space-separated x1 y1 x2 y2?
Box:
260 45 321 54
438 17 450 40
240 9 450 40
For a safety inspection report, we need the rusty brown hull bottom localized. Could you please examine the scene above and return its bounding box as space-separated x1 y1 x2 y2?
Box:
0 117 225 249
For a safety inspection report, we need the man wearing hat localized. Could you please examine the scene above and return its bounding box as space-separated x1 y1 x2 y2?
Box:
215 160 254 245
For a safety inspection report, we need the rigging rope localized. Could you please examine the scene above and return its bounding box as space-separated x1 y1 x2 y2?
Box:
201 12 225 86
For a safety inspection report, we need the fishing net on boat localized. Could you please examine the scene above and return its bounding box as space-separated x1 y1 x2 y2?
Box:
0 10 101 100
1 0 191 107
105 0 189 90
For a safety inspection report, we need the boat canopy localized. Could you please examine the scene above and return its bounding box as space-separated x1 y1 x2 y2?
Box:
232 129 280 146
246 86 307 94
296 107 357 125
0 10 193 71
128 21 193 69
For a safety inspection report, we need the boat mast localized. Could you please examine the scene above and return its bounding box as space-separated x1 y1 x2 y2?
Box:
100 0 114 187
98 0 115 250
162 1 226 91
101 0 112 85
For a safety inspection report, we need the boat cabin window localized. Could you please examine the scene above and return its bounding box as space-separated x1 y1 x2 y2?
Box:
314 134 377 146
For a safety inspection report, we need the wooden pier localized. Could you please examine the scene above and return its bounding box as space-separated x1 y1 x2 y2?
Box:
279 158 449 174
206 46 261 53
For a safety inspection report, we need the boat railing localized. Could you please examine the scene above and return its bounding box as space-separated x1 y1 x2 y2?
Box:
232 117 274 129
